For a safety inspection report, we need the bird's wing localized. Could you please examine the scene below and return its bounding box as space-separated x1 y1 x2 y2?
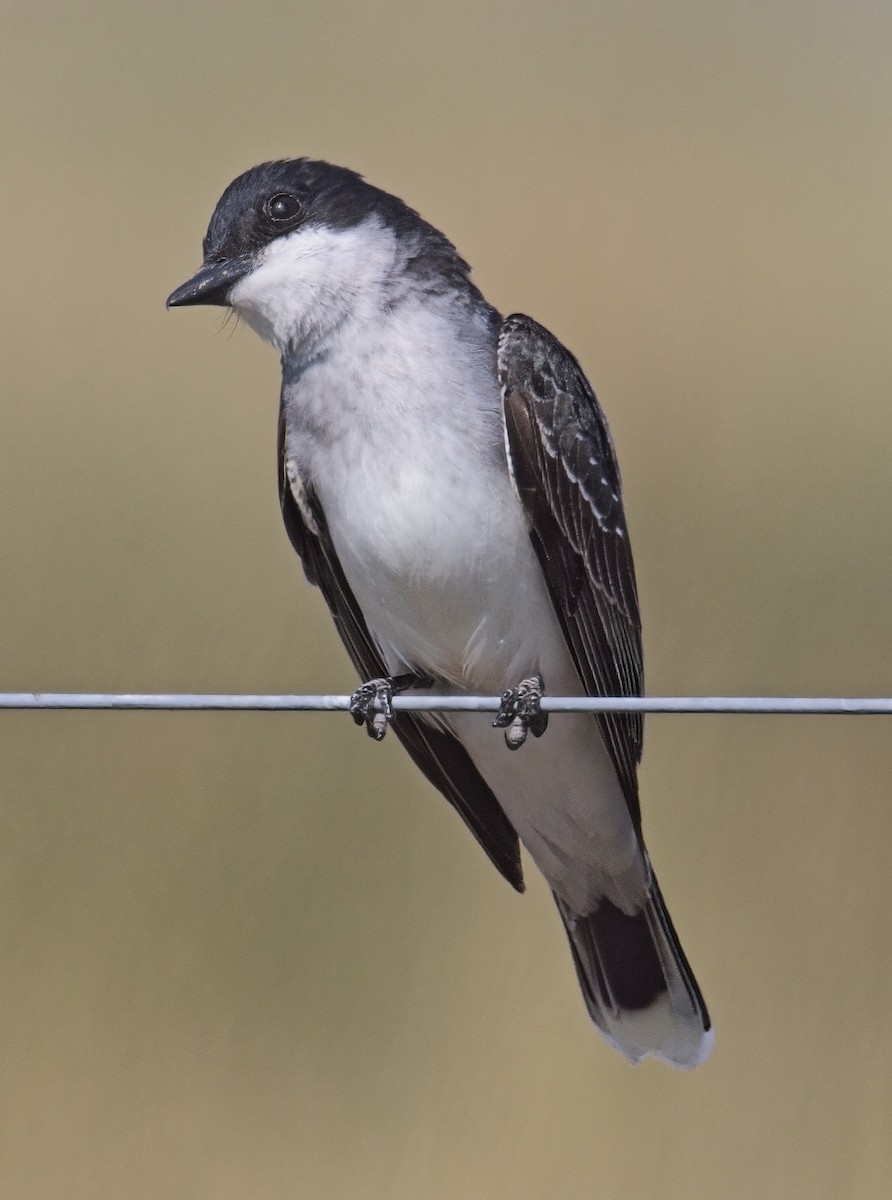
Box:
277 402 524 891
498 313 643 827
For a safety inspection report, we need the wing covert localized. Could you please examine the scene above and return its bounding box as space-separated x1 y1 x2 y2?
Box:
498 313 644 825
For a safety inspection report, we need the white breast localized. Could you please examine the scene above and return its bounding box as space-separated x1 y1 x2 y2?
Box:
282 293 565 690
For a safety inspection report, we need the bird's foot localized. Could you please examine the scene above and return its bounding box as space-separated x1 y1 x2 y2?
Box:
493 674 548 750
348 672 432 741
349 679 394 740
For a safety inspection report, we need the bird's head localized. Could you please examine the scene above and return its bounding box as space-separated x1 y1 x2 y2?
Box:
167 158 467 356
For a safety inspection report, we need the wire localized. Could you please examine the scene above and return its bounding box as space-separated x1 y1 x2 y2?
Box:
1 693 891 714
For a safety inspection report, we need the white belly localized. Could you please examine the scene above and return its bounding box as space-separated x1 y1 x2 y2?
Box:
311 416 562 691
306 443 646 912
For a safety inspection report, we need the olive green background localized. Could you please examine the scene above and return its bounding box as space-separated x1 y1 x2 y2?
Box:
2 2 891 1196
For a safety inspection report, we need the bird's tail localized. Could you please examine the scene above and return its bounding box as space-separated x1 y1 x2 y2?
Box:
555 867 713 1067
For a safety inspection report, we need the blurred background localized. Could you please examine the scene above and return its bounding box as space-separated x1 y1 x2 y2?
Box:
2 1 891 1196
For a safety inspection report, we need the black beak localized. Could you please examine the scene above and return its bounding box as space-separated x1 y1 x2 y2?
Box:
166 256 253 308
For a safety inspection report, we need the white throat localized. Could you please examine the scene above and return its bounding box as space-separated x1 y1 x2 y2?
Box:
228 217 408 358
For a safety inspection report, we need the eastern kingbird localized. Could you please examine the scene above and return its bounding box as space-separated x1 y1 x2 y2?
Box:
167 159 712 1067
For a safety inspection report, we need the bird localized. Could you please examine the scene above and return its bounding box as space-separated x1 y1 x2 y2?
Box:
167 158 712 1067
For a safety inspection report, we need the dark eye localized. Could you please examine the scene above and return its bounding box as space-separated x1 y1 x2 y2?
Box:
264 193 302 223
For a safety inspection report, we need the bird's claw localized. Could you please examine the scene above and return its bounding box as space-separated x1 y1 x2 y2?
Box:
348 672 433 741
349 678 394 741
493 674 548 750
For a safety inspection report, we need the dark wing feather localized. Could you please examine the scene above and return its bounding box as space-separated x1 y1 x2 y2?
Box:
498 314 644 828
277 402 524 891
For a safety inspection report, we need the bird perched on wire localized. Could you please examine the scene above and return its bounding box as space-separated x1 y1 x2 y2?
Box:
167 159 712 1066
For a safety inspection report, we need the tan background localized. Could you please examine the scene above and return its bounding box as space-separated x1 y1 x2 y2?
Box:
2 1 891 1196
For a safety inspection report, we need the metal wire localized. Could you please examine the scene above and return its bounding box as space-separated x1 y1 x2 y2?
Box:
1 692 891 714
